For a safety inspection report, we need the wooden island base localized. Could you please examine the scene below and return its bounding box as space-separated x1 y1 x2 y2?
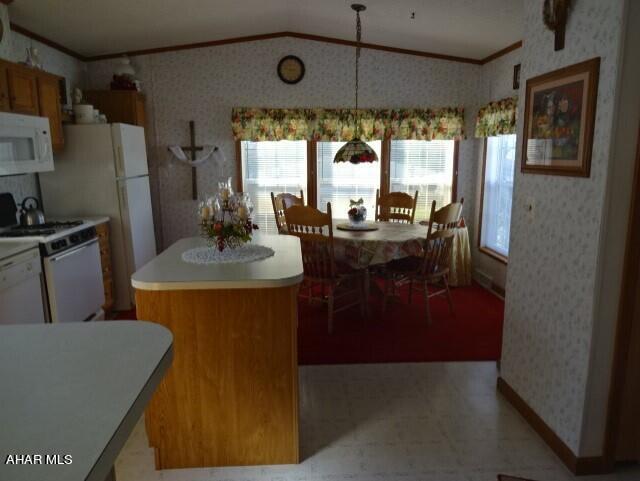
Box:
136 285 299 469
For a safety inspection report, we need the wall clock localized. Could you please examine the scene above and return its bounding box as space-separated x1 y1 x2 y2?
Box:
277 55 305 84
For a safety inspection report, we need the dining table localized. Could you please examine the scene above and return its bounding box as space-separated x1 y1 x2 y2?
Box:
331 219 472 287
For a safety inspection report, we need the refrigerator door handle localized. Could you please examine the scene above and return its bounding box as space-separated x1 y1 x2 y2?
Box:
119 182 128 207
116 174 149 181
116 145 125 177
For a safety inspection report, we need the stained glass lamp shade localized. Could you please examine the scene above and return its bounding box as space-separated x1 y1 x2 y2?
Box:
334 138 379 164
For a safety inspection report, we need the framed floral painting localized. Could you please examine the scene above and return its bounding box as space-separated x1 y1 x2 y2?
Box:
521 57 600 177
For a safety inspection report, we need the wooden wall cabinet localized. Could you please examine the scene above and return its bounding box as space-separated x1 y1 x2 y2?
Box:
37 74 64 152
0 63 9 111
7 63 40 115
0 59 65 153
96 221 114 313
84 90 146 127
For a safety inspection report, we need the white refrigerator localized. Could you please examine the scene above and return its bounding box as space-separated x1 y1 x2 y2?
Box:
40 123 157 311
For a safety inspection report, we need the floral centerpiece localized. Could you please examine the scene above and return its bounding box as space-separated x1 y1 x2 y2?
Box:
347 198 367 226
198 178 258 252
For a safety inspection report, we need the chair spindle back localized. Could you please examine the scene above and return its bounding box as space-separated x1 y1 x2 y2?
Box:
421 228 455 277
271 190 305 233
375 189 419 224
284 203 336 281
425 198 464 238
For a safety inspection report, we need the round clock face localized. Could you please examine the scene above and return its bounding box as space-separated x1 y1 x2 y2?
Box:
277 56 305 84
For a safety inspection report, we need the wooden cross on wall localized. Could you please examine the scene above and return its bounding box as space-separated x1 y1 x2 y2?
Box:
182 120 203 200
543 0 570 51
553 19 566 51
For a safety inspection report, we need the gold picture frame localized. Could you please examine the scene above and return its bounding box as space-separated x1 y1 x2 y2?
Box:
521 57 600 177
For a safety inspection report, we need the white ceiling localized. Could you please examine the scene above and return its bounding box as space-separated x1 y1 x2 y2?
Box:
8 0 523 60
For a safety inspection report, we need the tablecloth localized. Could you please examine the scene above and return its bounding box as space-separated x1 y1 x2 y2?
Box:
332 220 472 286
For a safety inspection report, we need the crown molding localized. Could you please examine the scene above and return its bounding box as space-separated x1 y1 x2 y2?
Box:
86 31 487 64
87 32 289 61
9 22 522 67
479 40 523 64
282 32 484 65
10 23 87 61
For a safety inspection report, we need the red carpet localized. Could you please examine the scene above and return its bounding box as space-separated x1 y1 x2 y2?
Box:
116 282 504 365
297 281 504 365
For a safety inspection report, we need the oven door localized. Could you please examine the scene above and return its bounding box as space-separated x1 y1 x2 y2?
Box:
43 239 105 323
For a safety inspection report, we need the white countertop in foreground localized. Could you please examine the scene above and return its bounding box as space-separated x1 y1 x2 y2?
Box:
0 321 173 481
0 241 39 261
83 216 110 227
48 216 110 227
132 233 304 291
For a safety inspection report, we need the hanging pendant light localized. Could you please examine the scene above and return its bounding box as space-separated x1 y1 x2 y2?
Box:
334 4 378 164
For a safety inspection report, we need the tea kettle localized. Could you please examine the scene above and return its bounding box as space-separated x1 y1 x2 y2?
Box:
20 197 46 226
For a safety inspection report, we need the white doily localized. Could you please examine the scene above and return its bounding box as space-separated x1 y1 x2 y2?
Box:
181 244 275 265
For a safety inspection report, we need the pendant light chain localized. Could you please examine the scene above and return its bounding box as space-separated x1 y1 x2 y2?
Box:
355 10 361 111
333 4 378 164
355 10 361 137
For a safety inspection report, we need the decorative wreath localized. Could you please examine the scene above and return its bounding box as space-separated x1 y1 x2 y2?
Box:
543 0 571 31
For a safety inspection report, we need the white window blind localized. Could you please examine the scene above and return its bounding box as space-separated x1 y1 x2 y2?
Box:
481 134 516 257
241 140 307 234
316 141 382 216
390 140 455 222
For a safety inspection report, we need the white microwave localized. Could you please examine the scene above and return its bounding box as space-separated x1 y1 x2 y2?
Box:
0 112 54 176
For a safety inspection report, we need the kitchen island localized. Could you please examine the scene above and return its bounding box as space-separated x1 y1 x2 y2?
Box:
132 233 304 469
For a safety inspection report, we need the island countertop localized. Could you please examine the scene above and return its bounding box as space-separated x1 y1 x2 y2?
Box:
131 232 304 291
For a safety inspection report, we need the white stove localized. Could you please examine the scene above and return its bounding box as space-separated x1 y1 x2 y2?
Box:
0 193 105 323
0 221 98 256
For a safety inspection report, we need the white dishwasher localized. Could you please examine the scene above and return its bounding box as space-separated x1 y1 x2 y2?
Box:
0 246 47 325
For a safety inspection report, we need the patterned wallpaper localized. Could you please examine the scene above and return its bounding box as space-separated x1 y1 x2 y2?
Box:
0 5 10 60
500 0 625 456
481 48 522 104
3 0 630 460
86 38 483 249
472 47 522 289
0 4 87 206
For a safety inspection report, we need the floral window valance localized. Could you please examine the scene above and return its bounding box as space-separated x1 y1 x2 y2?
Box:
231 107 466 142
474 97 518 138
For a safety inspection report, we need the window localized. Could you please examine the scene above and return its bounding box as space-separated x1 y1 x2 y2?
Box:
240 140 307 234
238 138 460 228
390 140 456 222
316 140 382 215
480 134 516 259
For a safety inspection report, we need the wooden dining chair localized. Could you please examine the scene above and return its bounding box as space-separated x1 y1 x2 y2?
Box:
284 202 366 333
381 228 456 323
271 190 305 233
375 189 419 224
424 198 464 232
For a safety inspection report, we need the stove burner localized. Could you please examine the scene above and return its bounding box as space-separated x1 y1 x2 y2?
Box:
0 220 85 238
19 221 84 230
0 229 56 237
